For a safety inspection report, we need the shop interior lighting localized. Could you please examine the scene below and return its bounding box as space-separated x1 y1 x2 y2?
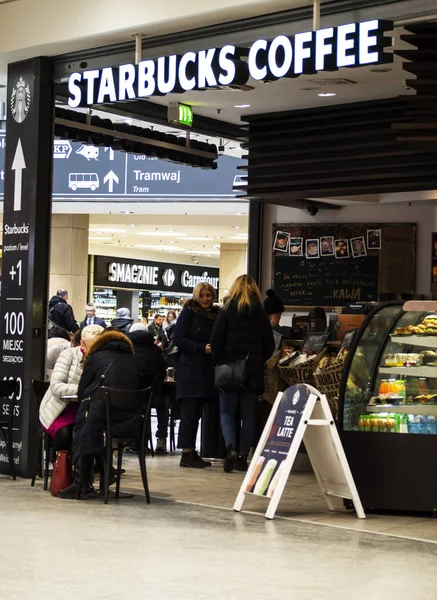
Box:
229 236 249 240
234 104 251 108
233 226 240 229
89 236 112 241
318 92 336 97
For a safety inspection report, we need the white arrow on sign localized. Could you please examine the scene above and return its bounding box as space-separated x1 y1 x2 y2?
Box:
103 170 119 193
12 139 26 212
104 147 115 161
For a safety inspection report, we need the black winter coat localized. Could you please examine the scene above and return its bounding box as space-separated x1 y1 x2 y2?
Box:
210 299 275 394
173 300 220 400
73 331 140 460
49 296 79 333
128 329 167 406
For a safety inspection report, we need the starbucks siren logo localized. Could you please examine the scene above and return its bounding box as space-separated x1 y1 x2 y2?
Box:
10 76 31 123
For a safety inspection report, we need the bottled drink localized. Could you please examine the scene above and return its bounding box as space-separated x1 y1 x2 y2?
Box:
399 413 409 434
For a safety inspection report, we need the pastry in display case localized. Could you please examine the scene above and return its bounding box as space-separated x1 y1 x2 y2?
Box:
338 301 437 513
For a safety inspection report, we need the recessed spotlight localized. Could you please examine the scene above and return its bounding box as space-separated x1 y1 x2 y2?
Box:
234 226 240 229
121 211 134 214
318 93 336 97
129 224 136 227
234 104 251 108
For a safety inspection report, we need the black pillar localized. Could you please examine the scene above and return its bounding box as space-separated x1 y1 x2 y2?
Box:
0 58 54 477
247 200 263 286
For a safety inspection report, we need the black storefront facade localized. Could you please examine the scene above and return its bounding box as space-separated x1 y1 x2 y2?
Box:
1 0 436 476
90 254 219 324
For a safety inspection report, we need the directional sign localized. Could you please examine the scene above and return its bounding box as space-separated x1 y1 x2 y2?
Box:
11 139 25 211
0 132 245 200
104 170 119 193
53 139 72 159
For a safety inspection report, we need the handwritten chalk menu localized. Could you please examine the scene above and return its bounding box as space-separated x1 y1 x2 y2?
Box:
272 223 416 306
301 332 329 354
275 255 379 307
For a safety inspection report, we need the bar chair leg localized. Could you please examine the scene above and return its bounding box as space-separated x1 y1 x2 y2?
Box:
115 445 123 499
43 435 50 491
139 439 151 504
31 438 41 487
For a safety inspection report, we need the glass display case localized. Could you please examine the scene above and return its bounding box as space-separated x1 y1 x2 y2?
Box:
339 301 437 513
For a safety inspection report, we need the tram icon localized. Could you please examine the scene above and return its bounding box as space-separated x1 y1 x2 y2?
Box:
69 173 100 191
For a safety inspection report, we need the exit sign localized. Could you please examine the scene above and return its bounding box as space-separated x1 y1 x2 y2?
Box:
167 102 193 128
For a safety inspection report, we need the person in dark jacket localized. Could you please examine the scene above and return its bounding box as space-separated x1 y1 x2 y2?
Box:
148 314 164 338
80 303 107 329
211 275 275 473
128 323 168 453
159 310 178 369
173 282 220 469
49 289 79 333
111 307 134 334
59 330 140 499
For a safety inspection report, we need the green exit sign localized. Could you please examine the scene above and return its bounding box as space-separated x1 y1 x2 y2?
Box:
178 103 193 127
168 102 193 128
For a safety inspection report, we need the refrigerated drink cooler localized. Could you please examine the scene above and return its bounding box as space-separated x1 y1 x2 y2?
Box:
338 301 437 513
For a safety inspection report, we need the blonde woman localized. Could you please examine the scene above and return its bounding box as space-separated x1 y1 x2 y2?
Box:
173 282 220 468
210 275 274 473
39 325 104 454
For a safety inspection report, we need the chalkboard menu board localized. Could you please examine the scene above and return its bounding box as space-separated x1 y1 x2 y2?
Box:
272 223 416 307
275 255 379 307
301 332 329 354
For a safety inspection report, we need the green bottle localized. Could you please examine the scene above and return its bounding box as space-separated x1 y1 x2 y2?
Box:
400 414 409 434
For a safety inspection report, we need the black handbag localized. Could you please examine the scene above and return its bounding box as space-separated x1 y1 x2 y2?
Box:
214 349 250 392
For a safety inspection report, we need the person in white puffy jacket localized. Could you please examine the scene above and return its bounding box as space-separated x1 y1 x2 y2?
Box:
39 325 104 453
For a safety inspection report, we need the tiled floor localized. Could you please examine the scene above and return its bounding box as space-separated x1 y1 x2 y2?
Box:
1 469 437 600
116 453 437 544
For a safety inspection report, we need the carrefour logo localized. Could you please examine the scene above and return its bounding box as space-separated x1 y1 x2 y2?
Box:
162 269 176 287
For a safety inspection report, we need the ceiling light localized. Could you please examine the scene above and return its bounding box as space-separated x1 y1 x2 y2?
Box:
179 236 211 241
89 228 126 233
89 237 112 241
136 244 183 251
121 211 134 214
229 236 249 240
235 233 248 237
129 224 136 228
136 232 186 237
184 250 220 255
234 226 240 229
318 93 336 97
234 104 251 108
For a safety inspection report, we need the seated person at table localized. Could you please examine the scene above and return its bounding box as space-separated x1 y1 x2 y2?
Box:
128 323 167 453
59 329 141 500
40 325 104 454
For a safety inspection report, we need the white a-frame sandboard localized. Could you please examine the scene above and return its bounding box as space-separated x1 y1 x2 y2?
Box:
233 383 365 520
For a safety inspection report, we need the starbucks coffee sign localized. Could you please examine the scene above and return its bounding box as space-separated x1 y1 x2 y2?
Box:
68 20 392 107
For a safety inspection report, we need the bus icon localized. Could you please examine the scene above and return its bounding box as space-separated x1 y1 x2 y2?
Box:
69 173 100 191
